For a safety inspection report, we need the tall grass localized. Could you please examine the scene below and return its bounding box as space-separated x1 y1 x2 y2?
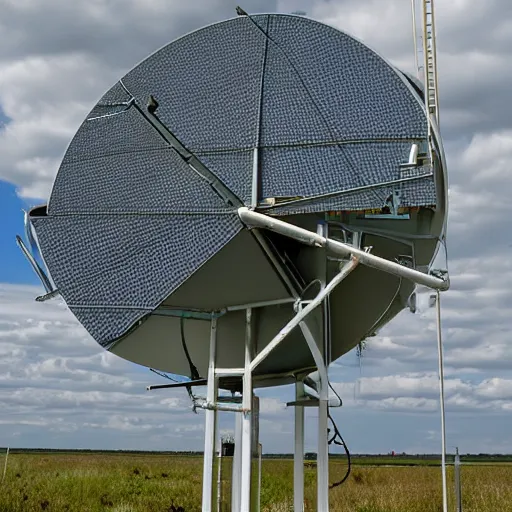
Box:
0 453 511 511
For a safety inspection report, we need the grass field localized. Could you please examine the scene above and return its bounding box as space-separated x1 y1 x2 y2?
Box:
1 452 511 511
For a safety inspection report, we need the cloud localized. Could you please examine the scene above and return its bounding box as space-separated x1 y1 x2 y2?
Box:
347 251 512 384
1 0 511 454
259 397 287 415
308 0 512 141
0 283 205 449
0 0 277 198
334 372 512 413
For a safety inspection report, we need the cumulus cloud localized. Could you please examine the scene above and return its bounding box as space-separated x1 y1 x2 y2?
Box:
331 372 512 413
1 0 511 453
0 284 300 450
0 0 277 198
0 284 207 449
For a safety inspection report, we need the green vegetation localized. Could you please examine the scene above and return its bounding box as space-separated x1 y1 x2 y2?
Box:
0 452 511 511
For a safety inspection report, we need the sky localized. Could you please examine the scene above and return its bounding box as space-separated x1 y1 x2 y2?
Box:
0 0 511 455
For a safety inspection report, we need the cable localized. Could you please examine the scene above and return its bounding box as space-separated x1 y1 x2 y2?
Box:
327 411 351 489
328 381 343 408
178 317 204 413
149 368 180 382
180 317 201 381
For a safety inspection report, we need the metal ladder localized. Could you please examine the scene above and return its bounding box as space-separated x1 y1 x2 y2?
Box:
422 0 439 124
411 0 440 126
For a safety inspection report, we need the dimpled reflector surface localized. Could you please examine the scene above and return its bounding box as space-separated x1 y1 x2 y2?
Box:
30 13 436 348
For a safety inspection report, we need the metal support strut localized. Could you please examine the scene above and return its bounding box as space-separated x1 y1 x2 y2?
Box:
202 318 218 512
154 206 449 512
238 208 449 291
237 207 450 512
240 309 253 512
435 291 448 512
294 381 305 512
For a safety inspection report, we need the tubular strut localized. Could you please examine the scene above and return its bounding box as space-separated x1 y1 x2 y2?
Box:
238 206 450 511
413 2 448 510
436 290 448 512
238 208 449 291
195 252 358 512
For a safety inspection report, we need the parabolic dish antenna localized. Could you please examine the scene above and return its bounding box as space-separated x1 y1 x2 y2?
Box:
18 8 450 511
21 13 448 385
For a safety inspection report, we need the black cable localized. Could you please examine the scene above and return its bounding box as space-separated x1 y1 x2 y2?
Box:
180 317 201 381
328 381 343 408
148 320 202 415
180 318 202 414
149 368 180 382
328 411 351 489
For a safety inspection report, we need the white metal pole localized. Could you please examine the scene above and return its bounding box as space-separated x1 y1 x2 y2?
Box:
455 447 462 512
202 319 219 512
257 443 262 512
435 291 448 512
232 414 243 512
238 208 449 291
421 0 429 87
294 382 305 512
317 398 329 512
240 309 253 512
217 440 222 512
429 0 441 125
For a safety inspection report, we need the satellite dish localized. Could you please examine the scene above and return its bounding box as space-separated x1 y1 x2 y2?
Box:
19 8 450 511
22 13 447 390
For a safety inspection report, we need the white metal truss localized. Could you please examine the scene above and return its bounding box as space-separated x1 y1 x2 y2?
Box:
422 0 440 124
412 4 448 512
411 0 441 192
412 0 440 125
149 7 449 508
238 208 449 511
147 208 450 511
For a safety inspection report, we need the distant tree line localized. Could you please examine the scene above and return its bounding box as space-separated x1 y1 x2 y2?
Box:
1 448 511 462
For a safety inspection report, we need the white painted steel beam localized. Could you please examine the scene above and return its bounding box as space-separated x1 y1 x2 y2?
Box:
249 257 359 372
240 309 253 512
298 321 330 511
294 381 305 512
435 291 448 512
318 398 330 512
202 319 218 512
232 413 243 512
238 208 449 291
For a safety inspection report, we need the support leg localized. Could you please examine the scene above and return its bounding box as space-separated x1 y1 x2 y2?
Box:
202 319 218 512
299 321 330 511
298 322 330 510
216 439 222 512
240 309 253 512
240 408 252 512
436 291 448 512
257 443 262 512
294 382 305 512
317 398 329 512
232 414 243 512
